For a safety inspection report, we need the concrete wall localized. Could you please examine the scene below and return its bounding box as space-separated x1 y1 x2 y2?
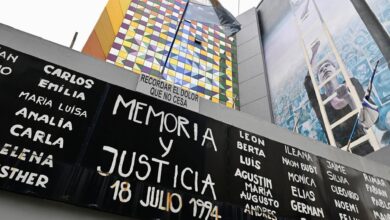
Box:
367 146 390 166
1 23 390 219
236 8 272 122
257 0 290 35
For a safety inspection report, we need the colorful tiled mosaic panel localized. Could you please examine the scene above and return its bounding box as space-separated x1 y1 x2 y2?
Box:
164 20 239 108
107 0 187 76
106 0 239 109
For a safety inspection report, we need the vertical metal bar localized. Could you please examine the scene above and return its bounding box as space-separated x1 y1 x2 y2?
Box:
70 32 78 49
349 0 390 67
160 0 191 77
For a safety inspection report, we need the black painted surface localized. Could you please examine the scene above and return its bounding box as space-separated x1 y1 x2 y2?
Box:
0 45 389 219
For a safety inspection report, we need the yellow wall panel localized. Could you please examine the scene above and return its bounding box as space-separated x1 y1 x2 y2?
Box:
95 9 116 57
119 0 132 15
106 0 124 35
82 31 106 60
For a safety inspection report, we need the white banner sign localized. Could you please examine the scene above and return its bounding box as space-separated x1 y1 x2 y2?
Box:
136 74 200 112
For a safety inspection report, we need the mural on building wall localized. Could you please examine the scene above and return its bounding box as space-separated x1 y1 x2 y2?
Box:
263 0 390 155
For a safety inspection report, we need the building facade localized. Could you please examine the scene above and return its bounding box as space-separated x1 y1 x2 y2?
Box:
83 0 239 109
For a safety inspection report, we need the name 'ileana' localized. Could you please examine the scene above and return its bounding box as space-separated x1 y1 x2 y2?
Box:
285 145 313 162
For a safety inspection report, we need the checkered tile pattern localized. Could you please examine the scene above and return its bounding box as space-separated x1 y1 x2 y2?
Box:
106 0 239 108
164 20 239 108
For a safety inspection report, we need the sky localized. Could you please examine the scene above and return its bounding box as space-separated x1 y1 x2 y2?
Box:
0 0 261 51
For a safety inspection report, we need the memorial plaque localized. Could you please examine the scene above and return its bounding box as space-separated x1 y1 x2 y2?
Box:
75 86 229 218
